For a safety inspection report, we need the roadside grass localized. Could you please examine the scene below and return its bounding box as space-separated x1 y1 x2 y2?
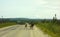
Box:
36 22 60 37
0 22 16 28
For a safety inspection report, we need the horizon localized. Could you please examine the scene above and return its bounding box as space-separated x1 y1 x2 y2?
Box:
0 17 60 20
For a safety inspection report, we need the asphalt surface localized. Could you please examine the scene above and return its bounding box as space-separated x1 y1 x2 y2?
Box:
0 25 51 37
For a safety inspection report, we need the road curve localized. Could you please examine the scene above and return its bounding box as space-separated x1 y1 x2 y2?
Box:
0 25 51 37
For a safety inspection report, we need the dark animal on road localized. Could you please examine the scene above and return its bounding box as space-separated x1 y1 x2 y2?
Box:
25 24 27 28
30 23 34 29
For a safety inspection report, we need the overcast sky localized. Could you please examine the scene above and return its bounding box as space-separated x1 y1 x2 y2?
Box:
0 0 60 19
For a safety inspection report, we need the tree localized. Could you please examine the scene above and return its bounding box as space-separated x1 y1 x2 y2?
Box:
53 14 57 23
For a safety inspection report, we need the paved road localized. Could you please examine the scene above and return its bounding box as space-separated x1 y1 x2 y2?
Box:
0 25 51 37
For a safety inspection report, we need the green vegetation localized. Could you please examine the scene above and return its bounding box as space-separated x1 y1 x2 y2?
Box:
36 14 60 37
36 22 60 37
36 18 60 37
0 22 16 28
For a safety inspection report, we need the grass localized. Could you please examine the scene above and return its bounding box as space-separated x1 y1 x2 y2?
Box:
0 22 16 28
36 22 60 37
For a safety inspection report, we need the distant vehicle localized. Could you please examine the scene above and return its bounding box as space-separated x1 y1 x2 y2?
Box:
17 21 25 25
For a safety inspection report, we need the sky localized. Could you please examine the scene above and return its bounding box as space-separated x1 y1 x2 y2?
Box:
0 0 60 19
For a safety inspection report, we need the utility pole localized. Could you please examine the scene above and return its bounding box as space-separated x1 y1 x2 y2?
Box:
1 16 3 24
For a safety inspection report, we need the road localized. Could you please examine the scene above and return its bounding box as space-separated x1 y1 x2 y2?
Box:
0 25 51 37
